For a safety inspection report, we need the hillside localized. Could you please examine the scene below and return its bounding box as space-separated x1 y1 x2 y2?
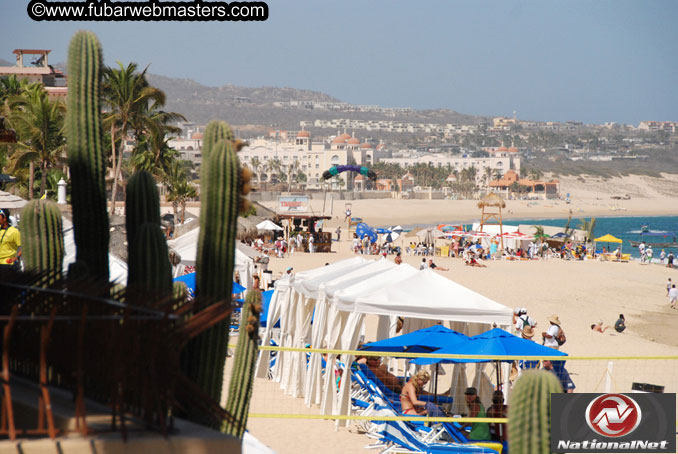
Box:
146 74 487 131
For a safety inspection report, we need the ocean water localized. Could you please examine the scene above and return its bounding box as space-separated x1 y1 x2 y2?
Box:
477 216 678 259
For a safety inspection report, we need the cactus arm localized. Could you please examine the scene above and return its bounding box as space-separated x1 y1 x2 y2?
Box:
223 291 261 437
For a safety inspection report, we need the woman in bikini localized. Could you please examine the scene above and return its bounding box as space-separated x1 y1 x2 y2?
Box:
399 370 431 415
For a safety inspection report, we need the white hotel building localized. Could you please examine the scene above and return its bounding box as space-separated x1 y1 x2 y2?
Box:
238 131 378 189
380 146 521 184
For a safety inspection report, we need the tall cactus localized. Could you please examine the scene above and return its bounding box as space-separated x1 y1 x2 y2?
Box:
186 137 240 411
125 171 171 296
125 170 161 252
508 370 563 454
66 31 109 281
223 290 261 437
20 200 65 280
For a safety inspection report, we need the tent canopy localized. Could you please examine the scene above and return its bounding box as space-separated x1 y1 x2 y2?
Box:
594 234 622 243
352 268 513 326
167 227 255 268
256 220 283 232
0 191 27 209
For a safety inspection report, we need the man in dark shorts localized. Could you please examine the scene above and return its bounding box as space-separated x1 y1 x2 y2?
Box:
614 314 626 333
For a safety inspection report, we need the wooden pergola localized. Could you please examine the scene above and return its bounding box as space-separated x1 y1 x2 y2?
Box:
477 193 506 250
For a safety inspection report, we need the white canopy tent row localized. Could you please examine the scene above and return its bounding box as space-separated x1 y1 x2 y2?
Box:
254 257 514 424
167 227 256 293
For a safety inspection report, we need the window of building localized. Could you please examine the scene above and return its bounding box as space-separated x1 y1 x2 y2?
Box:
315 164 319 169
331 155 339 162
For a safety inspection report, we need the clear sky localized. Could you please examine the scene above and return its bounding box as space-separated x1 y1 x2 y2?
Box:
2 0 677 125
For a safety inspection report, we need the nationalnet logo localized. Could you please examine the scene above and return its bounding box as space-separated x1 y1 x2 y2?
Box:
585 394 641 438
552 393 676 453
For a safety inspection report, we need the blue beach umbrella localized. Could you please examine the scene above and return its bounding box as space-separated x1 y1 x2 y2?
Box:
361 325 470 354
356 222 378 244
173 272 246 297
412 327 567 365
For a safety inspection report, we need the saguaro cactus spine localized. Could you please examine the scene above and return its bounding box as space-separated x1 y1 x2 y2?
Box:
508 369 563 454
223 290 261 437
65 31 109 281
20 200 65 279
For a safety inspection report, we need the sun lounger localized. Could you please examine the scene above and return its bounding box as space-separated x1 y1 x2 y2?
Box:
370 408 501 454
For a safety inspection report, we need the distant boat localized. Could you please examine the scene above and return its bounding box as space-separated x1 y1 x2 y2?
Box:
630 230 678 248
640 224 649 233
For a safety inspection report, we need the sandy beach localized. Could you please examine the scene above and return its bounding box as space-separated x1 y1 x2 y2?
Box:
225 174 678 453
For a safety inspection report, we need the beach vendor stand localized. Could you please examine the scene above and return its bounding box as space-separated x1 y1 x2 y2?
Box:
594 234 624 262
277 213 333 253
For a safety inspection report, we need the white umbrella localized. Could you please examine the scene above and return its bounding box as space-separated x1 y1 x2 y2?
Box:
0 191 28 209
256 220 283 232
383 231 400 243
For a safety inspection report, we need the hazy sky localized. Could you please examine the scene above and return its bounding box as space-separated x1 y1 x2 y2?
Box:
2 0 677 125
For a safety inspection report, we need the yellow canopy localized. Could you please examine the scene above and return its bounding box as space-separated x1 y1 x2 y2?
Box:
594 234 622 243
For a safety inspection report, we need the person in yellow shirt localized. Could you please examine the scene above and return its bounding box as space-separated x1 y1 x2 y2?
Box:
0 208 21 269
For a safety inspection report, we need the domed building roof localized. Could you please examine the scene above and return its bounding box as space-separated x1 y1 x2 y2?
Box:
332 136 347 144
354 174 366 181
496 146 509 152
347 137 360 145
191 132 204 140
376 143 385 150
338 132 352 140
297 130 310 138
508 147 519 153
360 142 372 149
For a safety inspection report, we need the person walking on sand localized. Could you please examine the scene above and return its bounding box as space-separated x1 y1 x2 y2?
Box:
669 284 678 309
667 278 672 296
668 251 675 268
336 226 341 242
541 315 564 350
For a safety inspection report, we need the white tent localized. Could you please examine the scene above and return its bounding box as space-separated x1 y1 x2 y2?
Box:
353 268 513 325
167 227 255 291
256 220 283 232
256 258 513 422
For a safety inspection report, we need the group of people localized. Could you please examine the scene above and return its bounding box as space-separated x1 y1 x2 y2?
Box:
253 231 318 256
640 242 675 266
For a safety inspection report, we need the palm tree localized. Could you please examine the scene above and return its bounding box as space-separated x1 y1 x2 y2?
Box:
250 156 261 187
578 217 597 242
103 62 166 215
484 167 493 186
267 158 282 184
165 160 197 224
286 159 299 192
7 85 66 198
129 100 185 175
492 168 503 180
